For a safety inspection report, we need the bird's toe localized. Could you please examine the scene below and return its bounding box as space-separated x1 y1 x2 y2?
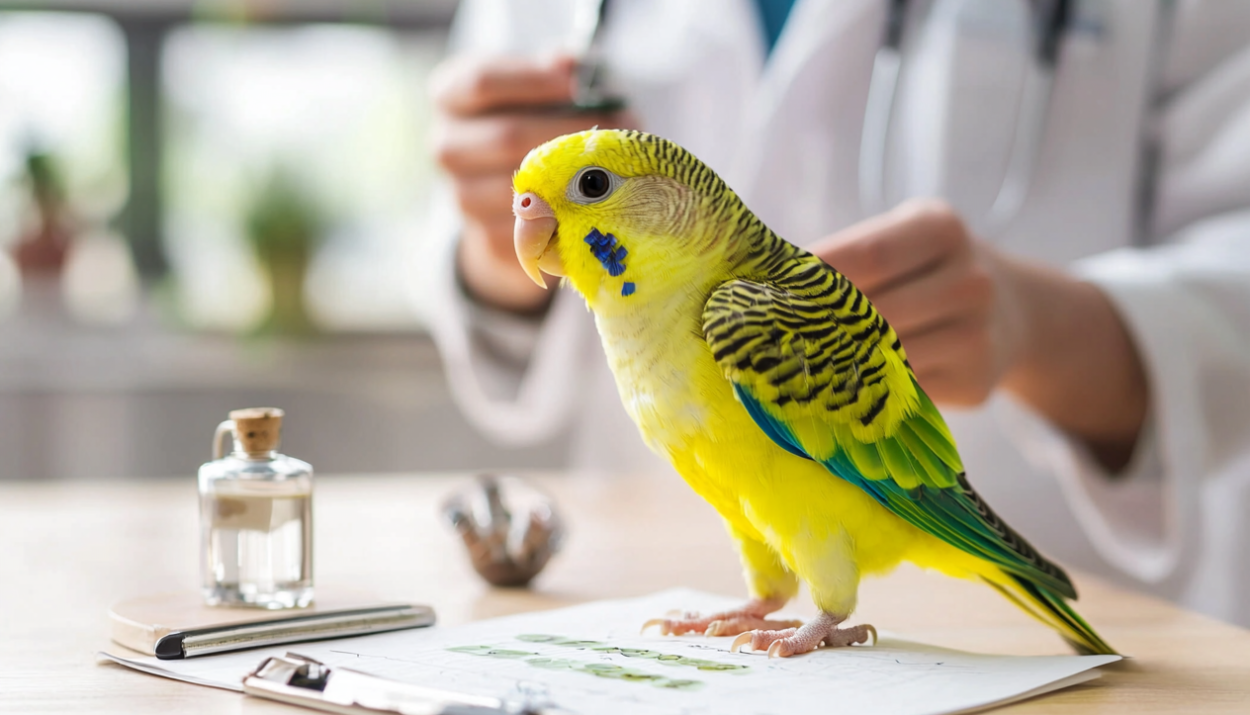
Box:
729 628 798 653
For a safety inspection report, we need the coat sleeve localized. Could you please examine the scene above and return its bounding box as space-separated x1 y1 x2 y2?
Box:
1000 12 1250 585
1005 218 1250 584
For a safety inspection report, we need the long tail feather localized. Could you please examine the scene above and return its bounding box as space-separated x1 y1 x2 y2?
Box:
981 573 1118 655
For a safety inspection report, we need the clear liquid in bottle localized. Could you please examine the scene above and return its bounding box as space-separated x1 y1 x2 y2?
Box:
199 408 313 609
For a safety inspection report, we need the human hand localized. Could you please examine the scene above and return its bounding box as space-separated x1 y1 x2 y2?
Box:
811 200 1025 407
431 54 636 314
811 200 1147 470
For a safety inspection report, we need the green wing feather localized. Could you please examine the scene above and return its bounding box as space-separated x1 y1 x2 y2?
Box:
702 266 1080 601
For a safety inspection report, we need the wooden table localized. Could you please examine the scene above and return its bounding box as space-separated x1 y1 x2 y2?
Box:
2 472 1248 713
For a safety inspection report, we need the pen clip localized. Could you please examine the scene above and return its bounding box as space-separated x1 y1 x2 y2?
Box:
248 653 330 690
245 652 560 715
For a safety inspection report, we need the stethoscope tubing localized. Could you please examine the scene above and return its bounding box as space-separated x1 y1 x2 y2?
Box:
858 0 1071 237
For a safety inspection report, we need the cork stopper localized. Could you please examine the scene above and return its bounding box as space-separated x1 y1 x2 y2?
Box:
229 407 284 455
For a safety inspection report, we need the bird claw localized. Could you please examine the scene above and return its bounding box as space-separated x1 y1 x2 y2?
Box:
864 624 878 646
767 640 785 659
729 632 754 653
640 618 670 635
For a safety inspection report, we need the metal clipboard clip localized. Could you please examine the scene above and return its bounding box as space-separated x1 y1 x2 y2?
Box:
243 653 570 715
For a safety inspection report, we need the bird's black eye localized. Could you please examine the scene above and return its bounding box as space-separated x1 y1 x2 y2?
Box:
568 166 619 204
579 169 610 199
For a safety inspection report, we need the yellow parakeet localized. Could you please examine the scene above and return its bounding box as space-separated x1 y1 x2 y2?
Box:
510 129 1115 657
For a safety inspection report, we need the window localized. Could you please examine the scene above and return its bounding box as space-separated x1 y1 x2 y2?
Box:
0 12 127 255
162 24 447 332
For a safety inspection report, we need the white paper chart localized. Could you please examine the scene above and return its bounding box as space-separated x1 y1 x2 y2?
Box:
101 588 1120 715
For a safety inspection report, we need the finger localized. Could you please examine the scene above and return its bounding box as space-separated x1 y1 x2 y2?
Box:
432 54 576 116
911 368 957 402
452 174 518 223
908 363 987 407
435 112 627 176
895 317 987 378
813 200 967 294
911 365 994 408
871 259 993 336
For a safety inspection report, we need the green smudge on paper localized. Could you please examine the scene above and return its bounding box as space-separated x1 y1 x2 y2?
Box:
447 631 758 691
656 679 704 691
552 639 603 648
525 657 580 670
447 645 535 658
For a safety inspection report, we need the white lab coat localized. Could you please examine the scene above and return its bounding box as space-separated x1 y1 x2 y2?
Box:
416 0 1250 626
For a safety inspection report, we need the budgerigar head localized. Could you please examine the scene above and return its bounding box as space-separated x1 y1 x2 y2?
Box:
512 129 744 313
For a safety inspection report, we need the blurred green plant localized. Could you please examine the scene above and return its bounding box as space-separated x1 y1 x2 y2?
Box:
245 166 324 336
15 150 73 275
26 151 65 207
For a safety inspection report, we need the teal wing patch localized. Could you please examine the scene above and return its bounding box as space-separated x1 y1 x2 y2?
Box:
733 384 810 460
703 276 1076 599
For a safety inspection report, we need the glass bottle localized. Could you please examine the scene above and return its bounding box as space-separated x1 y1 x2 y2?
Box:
198 407 313 609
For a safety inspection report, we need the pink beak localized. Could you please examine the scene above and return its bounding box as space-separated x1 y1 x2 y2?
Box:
512 191 560 288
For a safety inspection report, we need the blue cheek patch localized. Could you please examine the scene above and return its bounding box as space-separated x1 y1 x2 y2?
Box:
584 228 628 277
621 282 636 297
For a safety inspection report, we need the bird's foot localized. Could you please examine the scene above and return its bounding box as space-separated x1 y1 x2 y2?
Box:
641 598 801 636
729 612 876 657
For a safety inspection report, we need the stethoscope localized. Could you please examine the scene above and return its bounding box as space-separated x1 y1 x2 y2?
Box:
858 0 1073 237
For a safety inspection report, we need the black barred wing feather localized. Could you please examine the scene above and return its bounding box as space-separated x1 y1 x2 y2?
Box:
702 266 1077 600
702 272 920 449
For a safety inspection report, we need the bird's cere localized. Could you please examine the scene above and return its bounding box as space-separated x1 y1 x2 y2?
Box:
513 191 555 221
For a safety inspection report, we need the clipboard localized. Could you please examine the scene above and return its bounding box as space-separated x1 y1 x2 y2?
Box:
243 653 574 715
